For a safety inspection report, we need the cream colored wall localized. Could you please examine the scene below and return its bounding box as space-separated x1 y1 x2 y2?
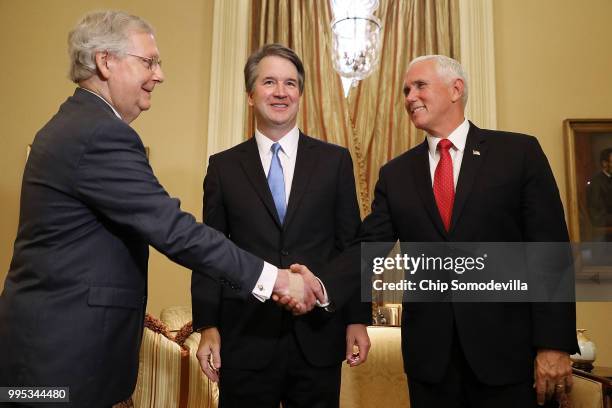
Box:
494 0 612 367
0 0 214 316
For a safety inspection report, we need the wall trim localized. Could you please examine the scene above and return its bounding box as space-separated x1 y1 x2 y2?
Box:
459 0 497 130
206 0 250 161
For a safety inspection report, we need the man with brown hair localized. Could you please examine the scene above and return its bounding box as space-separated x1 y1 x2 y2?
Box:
192 44 371 407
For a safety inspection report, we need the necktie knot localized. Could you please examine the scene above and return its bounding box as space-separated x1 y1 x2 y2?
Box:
271 143 282 155
437 138 453 152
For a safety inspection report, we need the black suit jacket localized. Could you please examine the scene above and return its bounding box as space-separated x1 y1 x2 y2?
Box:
329 123 578 385
191 133 370 370
0 88 265 407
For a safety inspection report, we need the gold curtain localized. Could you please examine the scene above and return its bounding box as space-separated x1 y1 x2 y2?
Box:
248 0 460 216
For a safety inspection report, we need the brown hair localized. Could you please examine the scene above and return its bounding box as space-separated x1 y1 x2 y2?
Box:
244 43 305 94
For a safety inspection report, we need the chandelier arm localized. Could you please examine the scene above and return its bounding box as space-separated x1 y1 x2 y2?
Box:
331 16 381 30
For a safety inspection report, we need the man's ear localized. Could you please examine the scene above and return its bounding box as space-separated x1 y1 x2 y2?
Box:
450 78 465 104
95 51 112 80
247 92 255 107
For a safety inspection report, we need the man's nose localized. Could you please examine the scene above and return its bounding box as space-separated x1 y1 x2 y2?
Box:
153 64 164 83
405 89 417 103
273 83 287 97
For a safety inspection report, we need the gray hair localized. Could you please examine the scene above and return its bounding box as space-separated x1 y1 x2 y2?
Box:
409 55 468 105
68 10 154 83
244 43 305 94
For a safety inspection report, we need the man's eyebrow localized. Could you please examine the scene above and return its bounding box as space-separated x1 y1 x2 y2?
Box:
261 75 298 82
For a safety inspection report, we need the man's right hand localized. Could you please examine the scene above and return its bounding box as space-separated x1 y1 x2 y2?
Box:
272 268 301 310
272 265 326 315
196 327 221 382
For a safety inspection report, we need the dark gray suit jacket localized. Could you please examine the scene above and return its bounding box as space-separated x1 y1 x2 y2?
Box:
0 88 264 407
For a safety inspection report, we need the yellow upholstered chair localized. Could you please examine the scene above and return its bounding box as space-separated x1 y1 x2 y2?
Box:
131 316 186 407
160 307 219 408
340 326 409 407
570 374 605 408
123 307 603 408
156 307 411 408
127 312 218 408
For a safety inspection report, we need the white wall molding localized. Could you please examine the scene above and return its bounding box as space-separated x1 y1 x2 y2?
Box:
206 0 250 160
459 0 497 130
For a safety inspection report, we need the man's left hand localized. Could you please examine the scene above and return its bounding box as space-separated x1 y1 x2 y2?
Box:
345 324 371 367
534 349 573 406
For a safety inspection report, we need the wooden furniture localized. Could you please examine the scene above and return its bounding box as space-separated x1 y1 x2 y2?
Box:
572 367 612 408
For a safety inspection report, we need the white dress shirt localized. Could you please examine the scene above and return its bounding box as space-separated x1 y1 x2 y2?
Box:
426 118 470 187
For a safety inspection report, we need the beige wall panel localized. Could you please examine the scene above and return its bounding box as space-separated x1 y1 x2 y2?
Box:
0 0 214 316
494 0 612 367
493 0 612 203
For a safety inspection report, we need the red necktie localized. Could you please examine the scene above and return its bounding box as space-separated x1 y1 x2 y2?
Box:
433 139 455 231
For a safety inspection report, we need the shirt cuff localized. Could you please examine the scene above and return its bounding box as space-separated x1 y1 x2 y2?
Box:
315 277 330 307
252 261 278 302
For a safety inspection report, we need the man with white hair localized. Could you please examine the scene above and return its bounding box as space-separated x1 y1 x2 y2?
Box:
329 55 578 407
0 10 319 407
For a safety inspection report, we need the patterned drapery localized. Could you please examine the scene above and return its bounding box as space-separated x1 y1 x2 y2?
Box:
248 0 460 215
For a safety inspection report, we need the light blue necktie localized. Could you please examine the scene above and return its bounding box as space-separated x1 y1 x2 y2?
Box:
268 143 286 223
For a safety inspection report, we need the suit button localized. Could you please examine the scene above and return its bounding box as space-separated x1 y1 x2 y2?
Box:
281 249 289 256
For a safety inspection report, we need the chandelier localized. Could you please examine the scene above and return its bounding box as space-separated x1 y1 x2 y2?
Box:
329 0 382 97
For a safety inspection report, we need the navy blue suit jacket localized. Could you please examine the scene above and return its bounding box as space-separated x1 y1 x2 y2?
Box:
0 88 264 406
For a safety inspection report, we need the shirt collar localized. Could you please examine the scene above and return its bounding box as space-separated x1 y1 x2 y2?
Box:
426 118 469 156
255 126 300 159
79 87 122 119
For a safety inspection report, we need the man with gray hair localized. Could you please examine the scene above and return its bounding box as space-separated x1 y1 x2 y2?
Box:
0 10 319 407
328 55 577 407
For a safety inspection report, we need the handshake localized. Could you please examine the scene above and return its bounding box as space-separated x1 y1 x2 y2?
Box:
271 264 327 315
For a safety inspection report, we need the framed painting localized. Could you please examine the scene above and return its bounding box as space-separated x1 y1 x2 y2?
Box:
564 119 612 278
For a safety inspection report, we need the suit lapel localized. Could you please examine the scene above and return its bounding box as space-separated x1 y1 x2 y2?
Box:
449 122 487 234
411 140 448 237
284 133 318 230
239 138 283 228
